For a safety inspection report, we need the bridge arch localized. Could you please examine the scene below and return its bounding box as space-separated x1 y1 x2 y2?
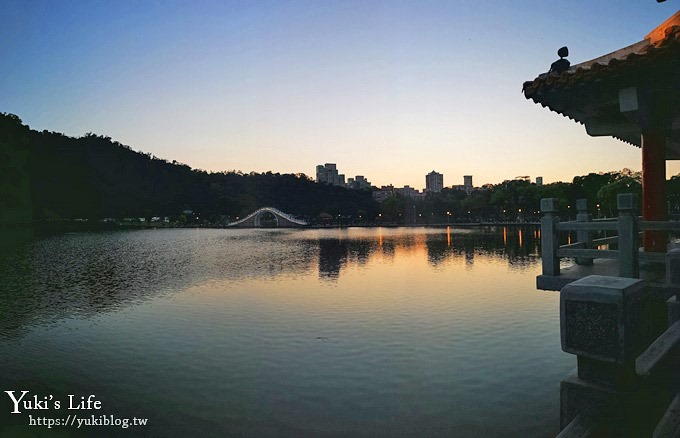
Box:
227 207 308 228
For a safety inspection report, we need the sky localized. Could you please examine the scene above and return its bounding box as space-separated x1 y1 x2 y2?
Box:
2 1 679 189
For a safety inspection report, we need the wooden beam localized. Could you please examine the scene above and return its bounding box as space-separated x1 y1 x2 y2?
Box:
642 129 668 252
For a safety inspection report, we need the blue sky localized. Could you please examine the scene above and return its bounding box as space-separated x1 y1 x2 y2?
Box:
2 1 678 188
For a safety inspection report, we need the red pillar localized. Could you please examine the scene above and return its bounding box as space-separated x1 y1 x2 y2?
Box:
641 129 667 252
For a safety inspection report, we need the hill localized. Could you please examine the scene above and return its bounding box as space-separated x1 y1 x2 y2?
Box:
0 113 377 225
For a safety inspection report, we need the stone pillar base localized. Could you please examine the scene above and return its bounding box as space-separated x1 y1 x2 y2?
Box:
561 371 670 436
669 295 680 324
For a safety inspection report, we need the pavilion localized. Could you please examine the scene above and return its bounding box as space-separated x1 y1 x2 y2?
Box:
523 10 680 252
524 12 680 435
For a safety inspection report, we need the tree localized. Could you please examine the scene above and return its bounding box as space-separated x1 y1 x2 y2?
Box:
572 172 618 211
596 175 642 217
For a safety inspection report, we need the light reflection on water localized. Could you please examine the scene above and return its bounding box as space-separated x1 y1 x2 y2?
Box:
0 227 571 437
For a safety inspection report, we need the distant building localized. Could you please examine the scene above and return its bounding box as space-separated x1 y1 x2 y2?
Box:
395 185 424 199
347 175 371 190
373 185 394 202
463 175 473 193
451 175 475 195
536 176 543 186
316 163 345 186
425 170 443 193
316 163 372 189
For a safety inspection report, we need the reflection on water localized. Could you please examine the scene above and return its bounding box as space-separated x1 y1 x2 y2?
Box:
312 226 539 281
0 229 318 338
0 227 540 335
0 226 568 438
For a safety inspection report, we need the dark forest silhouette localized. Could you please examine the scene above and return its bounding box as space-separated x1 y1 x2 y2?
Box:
0 113 376 225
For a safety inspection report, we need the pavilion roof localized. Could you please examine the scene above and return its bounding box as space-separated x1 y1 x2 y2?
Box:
522 11 680 158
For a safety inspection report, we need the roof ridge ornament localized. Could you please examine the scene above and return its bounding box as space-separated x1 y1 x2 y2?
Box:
522 10 680 157
548 46 570 75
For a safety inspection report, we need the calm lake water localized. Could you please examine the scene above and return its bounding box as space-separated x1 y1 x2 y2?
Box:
0 227 573 437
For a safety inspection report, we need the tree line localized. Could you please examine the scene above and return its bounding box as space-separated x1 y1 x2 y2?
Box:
380 171 680 224
3 112 680 227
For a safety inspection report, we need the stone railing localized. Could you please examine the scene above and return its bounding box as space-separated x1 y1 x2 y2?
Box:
540 194 680 284
540 194 680 436
556 275 680 437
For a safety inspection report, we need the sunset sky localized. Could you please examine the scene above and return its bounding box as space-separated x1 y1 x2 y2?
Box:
2 1 678 189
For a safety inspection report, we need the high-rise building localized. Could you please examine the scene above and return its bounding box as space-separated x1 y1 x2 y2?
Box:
425 170 443 193
536 176 543 186
315 165 326 183
315 163 345 186
316 163 370 189
463 175 473 195
347 175 371 190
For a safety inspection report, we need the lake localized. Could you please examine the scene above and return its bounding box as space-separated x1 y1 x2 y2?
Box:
0 226 573 437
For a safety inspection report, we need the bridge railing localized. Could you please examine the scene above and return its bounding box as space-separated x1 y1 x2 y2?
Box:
540 194 680 282
227 207 308 227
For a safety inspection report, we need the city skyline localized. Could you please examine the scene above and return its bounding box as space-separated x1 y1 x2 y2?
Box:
315 163 487 193
2 2 679 188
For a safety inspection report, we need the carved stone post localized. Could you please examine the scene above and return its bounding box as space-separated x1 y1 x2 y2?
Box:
576 198 593 266
617 194 639 279
540 198 560 276
558 275 662 434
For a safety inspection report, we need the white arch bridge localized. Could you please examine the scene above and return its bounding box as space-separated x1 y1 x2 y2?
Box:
227 207 308 228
